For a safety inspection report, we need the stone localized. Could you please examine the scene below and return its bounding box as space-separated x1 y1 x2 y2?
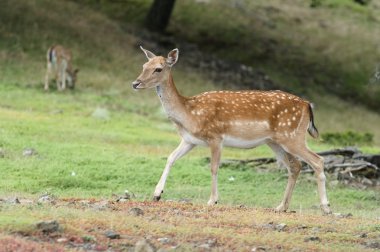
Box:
91 107 110 121
23 148 37 156
129 207 144 216
275 223 287 231
251 246 267 251
104 230 120 239
361 177 373 186
365 241 380 249
333 213 353 218
57 238 68 243
38 194 55 204
304 236 321 242
5 197 20 204
36 220 60 233
157 237 170 244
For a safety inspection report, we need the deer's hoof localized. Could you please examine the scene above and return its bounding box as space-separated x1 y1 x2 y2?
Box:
321 204 332 215
275 204 287 213
207 200 218 206
153 195 161 202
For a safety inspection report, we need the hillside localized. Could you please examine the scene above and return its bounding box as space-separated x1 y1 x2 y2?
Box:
80 0 380 109
0 0 379 251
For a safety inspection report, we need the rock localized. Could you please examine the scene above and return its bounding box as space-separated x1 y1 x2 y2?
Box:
116 190 135 202
365 241 380 249
57 238 68 243
93 200 109 211
311 227 320 233
198 243 211 249
135 239 155 252
251 246 267 251
361 177 373 186
298 224 308 229
333 213 353 218
261 222 275 230
304 236 321 242
326 228 337 233
116 197 129 203
157 237 170 244
36 220 60 233
104 230 120 239
207 239 217 246
4 197 21 204
38 194 55 204
275 223 287 231
91 107 110 121
23 148 37 156
197 239 217 250
129 207 144 216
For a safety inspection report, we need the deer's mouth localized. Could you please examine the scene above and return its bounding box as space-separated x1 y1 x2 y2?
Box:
132 80 142 90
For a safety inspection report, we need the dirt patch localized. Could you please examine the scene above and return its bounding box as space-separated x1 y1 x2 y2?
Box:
0 198 379 251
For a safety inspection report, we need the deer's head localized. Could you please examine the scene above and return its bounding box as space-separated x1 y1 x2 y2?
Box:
66 68 79 89
132 46 179 90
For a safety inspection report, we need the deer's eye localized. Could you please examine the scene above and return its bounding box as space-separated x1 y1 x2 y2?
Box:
154 68 162 73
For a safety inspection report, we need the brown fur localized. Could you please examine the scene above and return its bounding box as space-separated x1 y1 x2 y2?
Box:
132 47 331 214
44 45 78 91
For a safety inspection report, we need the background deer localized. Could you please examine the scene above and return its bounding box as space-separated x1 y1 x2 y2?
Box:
44 45 79 91
132 46 332 214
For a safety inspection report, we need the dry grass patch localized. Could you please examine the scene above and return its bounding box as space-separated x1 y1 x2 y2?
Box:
0 199 378 251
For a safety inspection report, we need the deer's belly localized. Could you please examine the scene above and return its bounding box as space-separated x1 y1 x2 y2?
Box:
180 130 208 146
222 135 268 149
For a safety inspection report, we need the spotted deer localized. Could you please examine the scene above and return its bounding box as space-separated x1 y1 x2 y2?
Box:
132 46 332 214
44 45 79 91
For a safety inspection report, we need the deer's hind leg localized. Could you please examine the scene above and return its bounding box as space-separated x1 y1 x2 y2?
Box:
268 142 302 212
44 62 52 91
279 141 331 214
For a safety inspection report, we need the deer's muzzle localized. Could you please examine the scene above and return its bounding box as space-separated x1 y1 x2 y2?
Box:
132 80 142 89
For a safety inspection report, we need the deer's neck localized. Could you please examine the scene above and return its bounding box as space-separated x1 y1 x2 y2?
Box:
156 72 188 125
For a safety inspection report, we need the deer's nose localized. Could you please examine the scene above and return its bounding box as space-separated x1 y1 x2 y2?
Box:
132 80 142 89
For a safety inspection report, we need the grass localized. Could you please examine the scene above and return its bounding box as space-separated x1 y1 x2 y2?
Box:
0 200 379 251
0 0 379 250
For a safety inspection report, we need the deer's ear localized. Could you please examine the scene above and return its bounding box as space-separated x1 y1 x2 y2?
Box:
140 46 156 60
166 48 179 67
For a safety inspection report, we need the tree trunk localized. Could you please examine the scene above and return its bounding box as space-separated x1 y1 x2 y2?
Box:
145 0 176 33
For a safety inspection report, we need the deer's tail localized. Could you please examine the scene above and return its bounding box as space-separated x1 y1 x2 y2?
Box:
307 103 319 138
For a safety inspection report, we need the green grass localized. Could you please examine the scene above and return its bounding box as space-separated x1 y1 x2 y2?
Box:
0 83 378 218
0 0 378 220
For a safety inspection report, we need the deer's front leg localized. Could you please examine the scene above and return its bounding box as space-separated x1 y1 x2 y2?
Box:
61 70 67 91
44 63 51 91
56 72 62 91
153 139 195 201
207 141 222 205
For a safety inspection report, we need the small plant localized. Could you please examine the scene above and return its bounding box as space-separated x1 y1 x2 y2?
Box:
321 131 374 146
